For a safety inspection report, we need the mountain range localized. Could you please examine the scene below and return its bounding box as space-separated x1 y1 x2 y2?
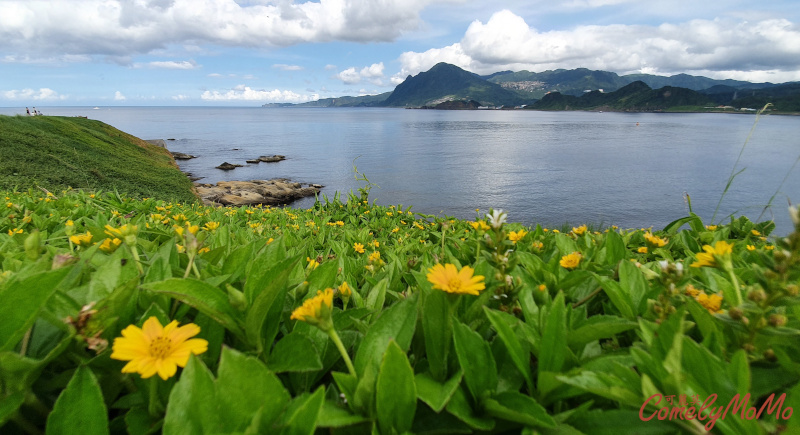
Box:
265 63 800 112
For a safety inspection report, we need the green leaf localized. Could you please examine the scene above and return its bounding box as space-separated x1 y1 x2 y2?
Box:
163 356 216 435
316 401 370 429
452 318 497 402
46 366 109 435
483 392 556 428
601 230 627 264
0 267 70 351
421 288 454 382
221 242 254 284
539 291 568 374
569 409 678 435
376 340 417 435
415 371 463 413
305 259 339 295
353 296 418 377
0 391 24 426
568 315 637 349
365 277 389 322
555 370 641 407
143 278 245 341
216 347 290 431
594 276 635 320
245 255 300 353
244 254 300 305
618 260 648 315
445 386 495 431
484 307 533 392
268 332 323 373
278 387 325 435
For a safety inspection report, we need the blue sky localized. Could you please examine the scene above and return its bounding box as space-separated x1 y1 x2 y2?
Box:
1 0 799 106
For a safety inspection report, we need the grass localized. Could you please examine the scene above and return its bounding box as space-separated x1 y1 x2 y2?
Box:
0 115 197 203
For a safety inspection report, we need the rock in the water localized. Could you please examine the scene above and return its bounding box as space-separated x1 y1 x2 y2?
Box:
246 159 261 163
171 152 198 160
216 162 243 170
258 155 286 163
195 179 322 206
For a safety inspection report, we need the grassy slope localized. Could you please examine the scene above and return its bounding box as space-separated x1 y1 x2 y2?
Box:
0 115 197 203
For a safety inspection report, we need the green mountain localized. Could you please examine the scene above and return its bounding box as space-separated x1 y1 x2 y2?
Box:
382 62 531 107
487 68 775 98
287 92 392 108
699 82 800 112
529 81 714 111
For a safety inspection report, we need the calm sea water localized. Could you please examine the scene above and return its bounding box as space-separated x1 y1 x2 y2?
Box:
3 106 799 235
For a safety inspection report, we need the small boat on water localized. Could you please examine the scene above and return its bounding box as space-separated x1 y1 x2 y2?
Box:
92 107 100 110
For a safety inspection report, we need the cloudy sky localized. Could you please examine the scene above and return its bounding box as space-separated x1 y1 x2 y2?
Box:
1 0 799 106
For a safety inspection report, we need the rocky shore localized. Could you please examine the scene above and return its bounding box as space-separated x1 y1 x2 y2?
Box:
194 179 323 206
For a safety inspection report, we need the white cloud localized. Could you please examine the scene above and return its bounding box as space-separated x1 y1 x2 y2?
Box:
273 64 304 71
172 94 189 100
135 60 199 69
200 84 318 102
324 64 337 71
2 88 66 100
114 91 126 101
396 10 800 83
0 0 432 58
335 62 386 85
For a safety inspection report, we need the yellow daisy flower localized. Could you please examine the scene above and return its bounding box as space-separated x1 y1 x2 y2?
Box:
508 230 528 244
354 243 365 253
572 225 587 236
644 232 668 248
560 252 582 269
690 241 733 268
110 316 208 380
426 263 485 296
291 288 334 330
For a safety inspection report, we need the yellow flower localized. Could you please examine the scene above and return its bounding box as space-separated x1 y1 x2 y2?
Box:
98 237 122 253
746 245 756 251
110 316 208 380
538 284 547 292
176 244 185 253
105 224 138 245
372 240 380 248
354 243 365 253
552 229 560 234
469 221 490 231
392 227 399 233
508 230 528 244
426 263 486 296
695 292 723 314
572 225 587 235
560 252 582 269
203 221 220 231
683 284 701 298
70 232 94 247
532 241 544 250
337 281 351 298
306 257 319 270
8 228 23 236
368 251 381 263
706 225 718 231
336 221 344 226
751 229 761 236
690 241 733 268
5 202 13 208
637 247 648 254
644 232 668 248
291 288 334 330
266 238 274 245
766 245 774 250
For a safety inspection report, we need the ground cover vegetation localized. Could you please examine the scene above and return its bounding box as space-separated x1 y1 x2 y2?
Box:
0 115 197 203
1 179 799 434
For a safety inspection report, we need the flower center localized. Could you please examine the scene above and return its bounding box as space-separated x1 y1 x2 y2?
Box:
448 278 462 291
149 336 173 359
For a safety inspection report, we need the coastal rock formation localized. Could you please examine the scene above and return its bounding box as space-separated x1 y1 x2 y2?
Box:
216 162 243 170
171 152 198 160
195 179 323 206
258 155 286 163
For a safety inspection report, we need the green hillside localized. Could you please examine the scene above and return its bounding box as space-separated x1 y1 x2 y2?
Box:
529 81 714 111
383 62 530 107
0 115 197 202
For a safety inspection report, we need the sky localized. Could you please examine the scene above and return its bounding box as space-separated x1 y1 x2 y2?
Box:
1 0 799 106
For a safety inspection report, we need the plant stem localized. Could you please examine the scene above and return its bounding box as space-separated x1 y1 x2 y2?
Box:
130 245 144 275
11 413 44 435
327 328 356 378
572 286 603 309
148 377 161 418
20 327 32 356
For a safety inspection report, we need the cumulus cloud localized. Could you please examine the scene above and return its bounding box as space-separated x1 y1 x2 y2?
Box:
0 0 431 58
2 88 66 100
395 10 800 82
200 84 318 102
114 91 126 100
273 64 304 71
334 62 386 85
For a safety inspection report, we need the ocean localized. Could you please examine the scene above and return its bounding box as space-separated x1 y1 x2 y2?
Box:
2 106 798 235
